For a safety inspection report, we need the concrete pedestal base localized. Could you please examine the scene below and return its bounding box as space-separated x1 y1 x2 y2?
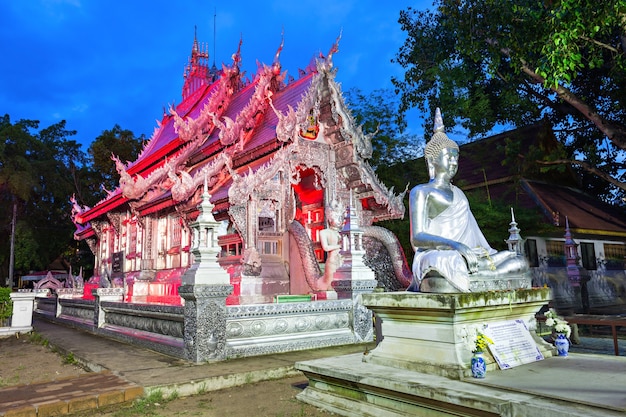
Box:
361 289 553 379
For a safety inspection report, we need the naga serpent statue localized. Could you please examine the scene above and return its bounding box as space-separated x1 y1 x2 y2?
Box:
288 220 412 292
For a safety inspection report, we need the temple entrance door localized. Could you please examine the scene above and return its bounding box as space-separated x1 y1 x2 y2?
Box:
289 168 325 294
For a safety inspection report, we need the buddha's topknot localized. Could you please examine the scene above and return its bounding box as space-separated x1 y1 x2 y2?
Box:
424 108 458 161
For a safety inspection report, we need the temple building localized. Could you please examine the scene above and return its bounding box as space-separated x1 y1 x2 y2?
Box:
71 35 410 306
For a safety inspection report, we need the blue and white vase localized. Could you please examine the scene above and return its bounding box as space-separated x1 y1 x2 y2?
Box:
555 333 570 357
471 351 487 378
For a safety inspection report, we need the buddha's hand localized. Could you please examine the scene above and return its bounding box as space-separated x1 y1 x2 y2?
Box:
454 243 479 274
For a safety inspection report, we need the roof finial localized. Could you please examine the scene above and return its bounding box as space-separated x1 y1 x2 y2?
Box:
433 107 445 133
327 29 342 61
213 7 217 67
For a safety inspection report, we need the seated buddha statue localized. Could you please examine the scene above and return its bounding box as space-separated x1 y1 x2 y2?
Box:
407 109 529 292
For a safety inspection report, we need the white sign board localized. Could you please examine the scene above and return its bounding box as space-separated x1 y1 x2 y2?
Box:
483 320 544 370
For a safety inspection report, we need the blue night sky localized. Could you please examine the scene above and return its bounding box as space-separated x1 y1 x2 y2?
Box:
0 0 433 151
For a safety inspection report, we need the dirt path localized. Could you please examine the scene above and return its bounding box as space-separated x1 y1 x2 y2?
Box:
0 334 332 416
0 333 86 386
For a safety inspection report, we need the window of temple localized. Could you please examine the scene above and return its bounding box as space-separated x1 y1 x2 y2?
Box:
171 216 182 248
125 218 139 270
219 232 243 258
603 243 626 270
257 239 280 256
258 199 279 233
258 216 275 232
108 227 115 265
157 216 168 269
142 217 156 270
581 242 597 270
525 239 539 267
171 216 182 268
257 199 281 256
545 239 566 267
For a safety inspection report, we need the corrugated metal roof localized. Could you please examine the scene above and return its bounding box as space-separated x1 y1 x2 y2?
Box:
455 123 626 237
523 180 626 234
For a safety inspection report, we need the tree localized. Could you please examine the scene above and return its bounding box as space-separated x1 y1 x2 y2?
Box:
342 88 427 264
0 116 39 286
0 115 84 286
86 124 145 204
343 88 422 169
393 0 626 204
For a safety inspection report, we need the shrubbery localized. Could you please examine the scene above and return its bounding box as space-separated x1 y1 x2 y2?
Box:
0 287 12 324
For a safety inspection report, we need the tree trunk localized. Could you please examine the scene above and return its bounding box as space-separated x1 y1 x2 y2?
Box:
8 198 16 289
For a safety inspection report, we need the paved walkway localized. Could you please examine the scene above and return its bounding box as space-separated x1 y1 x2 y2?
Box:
0 319 370 416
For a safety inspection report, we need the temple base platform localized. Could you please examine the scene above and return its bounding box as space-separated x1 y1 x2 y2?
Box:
294 289 625 416
296 351 626 417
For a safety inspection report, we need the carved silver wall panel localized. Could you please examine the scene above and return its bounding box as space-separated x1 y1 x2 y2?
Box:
34 297 57 317
102 307 184 339
226 311 349 339
227 299 351 318
224 300 357 357
227 331 356 358
352 301 373 342
58 298 93 326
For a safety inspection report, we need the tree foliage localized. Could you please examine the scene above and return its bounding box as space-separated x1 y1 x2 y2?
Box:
0 115 83 284
0 115 144 285
343 88 421 169
393 0 626 203
85 124 144 205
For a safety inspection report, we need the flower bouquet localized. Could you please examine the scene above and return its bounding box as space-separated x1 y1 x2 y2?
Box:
472 331 494 353
544 309 572 356
469 330 494 378
544 309 571 338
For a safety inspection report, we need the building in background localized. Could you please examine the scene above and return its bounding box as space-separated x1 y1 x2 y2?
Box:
456 123 626 313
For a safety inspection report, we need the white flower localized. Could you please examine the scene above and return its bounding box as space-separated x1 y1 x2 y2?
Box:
544 309 571 338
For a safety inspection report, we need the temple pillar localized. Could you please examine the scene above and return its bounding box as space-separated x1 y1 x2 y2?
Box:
93 288 124 328
180 182 233 362
332 195 377 342
179 284 232 362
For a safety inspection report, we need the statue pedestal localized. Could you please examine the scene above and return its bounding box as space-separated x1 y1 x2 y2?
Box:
361 288 553 379
420 273 532 293
295 288 560 416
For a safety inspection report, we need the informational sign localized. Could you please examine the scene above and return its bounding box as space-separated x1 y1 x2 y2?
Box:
111 251 124 274
483 320 544 370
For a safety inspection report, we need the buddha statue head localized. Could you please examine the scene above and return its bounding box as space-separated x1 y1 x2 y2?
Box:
424 108 459 179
